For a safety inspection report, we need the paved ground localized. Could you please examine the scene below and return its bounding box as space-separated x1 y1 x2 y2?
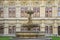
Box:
12 38 45 40
18 39 45 40
12 37 46 40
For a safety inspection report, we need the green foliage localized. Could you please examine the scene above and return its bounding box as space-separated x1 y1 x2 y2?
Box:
49 36 60 40
52 36 60 40
0 36 13 40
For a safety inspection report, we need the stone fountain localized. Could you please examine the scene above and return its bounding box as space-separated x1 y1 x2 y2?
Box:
16 9 45 38
21 10 40 31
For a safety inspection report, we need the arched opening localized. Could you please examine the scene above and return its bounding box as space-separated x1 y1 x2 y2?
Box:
9 25 16 34
45 26 52 34
0 24 4 34
58 26 60 35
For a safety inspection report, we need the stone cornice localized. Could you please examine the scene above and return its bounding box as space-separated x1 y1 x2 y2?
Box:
0 18 60 21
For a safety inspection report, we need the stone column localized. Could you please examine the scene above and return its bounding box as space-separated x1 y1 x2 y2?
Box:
4 24 9 34
16 5 20 18
52 6 58 18
48 25 50 34
40 6 45 18
53 20 58 35
16 20 21 32
16 24 21 32
40 20 45 32
4 6 8 18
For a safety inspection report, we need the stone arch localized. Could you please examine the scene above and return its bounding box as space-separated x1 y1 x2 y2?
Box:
8 24 16 34
45 24 53 34
58 24 60 35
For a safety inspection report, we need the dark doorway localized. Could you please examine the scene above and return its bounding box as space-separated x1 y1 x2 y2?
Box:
0 25 4 34
45 26 48 33
58 26 60 35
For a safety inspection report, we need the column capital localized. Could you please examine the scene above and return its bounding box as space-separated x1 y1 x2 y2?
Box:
16 23 21 27
54 23 58 27
41 23 45 27
16 23 21 31
4 23 9 27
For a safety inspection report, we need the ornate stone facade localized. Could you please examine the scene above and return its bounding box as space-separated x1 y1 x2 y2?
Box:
0 0 60 36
